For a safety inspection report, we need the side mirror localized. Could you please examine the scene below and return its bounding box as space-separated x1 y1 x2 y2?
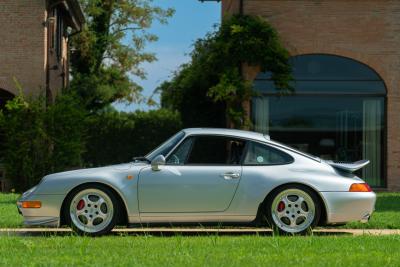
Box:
151 155 165 171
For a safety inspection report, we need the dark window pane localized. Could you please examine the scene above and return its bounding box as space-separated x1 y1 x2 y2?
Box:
244 142 293 165
254 80 386 95
187 136 245 165
257 54 383 81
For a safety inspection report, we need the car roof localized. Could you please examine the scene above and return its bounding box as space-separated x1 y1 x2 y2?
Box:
182 128 270 142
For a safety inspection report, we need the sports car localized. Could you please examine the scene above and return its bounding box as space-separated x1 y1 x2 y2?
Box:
17 128 376 235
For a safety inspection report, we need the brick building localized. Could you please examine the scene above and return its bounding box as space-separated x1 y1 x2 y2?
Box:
0 0 84 106
216 0 400 190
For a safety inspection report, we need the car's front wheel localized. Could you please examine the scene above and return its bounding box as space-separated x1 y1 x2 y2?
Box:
265 185 321 235
64 184 120 236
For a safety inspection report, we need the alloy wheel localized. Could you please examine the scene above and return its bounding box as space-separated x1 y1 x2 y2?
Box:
69 189 114 233
270 189 316 233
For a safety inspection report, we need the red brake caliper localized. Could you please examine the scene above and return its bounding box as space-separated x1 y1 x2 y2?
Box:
277 201 285 212
77 199 85 210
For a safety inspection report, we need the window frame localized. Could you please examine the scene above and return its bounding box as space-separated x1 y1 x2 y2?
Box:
166 134 248 166
165 134 294 167
145 131 185 161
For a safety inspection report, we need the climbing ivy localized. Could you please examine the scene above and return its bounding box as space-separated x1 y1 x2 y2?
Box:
159 15 292 129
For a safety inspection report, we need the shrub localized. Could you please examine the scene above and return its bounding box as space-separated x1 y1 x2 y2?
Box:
84 108 182 166
0 92 182 191
0 93 87 191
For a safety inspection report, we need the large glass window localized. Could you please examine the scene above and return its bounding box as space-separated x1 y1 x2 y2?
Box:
252 55 386 187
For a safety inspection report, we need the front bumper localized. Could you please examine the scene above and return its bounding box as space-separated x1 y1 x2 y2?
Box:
321 191 376 224
17 193 65 227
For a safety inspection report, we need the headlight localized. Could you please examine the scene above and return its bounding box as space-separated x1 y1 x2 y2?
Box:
21 186 37 198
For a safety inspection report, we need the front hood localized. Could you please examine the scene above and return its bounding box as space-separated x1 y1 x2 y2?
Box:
43 162 147 180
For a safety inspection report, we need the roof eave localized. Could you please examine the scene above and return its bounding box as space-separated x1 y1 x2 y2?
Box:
64 0 85 31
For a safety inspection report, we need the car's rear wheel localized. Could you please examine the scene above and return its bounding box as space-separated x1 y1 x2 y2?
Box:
266 185 321 235
64 184 120 236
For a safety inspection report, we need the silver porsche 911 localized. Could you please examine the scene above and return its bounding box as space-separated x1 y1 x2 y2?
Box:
17 128 376 235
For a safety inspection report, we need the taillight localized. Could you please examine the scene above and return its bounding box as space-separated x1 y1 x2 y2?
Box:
349 183 372 192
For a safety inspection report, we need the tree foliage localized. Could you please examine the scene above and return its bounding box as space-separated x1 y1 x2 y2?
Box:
0 92 87 191
159 15 292 129
70 0 174 110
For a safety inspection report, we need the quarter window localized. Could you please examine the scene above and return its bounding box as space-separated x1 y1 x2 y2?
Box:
244 142 293 165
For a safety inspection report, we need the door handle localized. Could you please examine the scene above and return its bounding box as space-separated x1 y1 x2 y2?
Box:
220 172 240 180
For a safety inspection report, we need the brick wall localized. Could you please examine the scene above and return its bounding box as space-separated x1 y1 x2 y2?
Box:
0 0 47 96
223 0 400 190
222 0 241 17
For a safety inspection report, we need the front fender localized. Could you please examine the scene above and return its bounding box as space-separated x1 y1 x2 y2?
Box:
33 168 144 223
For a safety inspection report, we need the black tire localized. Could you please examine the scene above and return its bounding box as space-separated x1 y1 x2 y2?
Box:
63 184 121 236
265 184 321 235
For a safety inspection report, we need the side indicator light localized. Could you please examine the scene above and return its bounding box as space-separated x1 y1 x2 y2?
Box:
21 201 42 208
127 175 134 180
349 183 372 192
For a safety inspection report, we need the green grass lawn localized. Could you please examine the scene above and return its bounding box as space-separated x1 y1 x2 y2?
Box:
1 193 400 266
338 192 400 229
0 235 399 266
1 192 399 229
0 193 21 228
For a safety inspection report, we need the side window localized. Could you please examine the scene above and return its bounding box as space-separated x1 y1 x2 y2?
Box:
186 136 246 165
244 142 293 165
166 137 193 165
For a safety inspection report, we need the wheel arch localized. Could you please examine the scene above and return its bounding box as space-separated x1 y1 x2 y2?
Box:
256 182 328 226
59 182 129 226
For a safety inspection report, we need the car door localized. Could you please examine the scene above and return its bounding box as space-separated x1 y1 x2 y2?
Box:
138 135 246 213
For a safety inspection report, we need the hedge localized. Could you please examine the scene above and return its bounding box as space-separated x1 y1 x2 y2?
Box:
84 109 182 167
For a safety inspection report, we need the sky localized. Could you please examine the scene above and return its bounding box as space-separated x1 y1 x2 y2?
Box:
113 0 221 112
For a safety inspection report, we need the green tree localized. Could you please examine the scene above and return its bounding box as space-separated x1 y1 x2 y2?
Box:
71 0 174 110
159 15 292 129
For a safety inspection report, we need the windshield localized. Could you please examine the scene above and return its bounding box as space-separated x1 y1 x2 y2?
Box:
145 131 185 161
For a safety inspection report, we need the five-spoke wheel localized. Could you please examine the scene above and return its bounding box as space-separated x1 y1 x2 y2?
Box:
266 185 320 234
64 184 120 236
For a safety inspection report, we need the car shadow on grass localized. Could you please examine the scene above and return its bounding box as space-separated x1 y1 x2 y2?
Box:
0 228 352 237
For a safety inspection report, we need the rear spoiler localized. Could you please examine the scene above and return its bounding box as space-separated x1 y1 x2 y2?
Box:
324 159 370 173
